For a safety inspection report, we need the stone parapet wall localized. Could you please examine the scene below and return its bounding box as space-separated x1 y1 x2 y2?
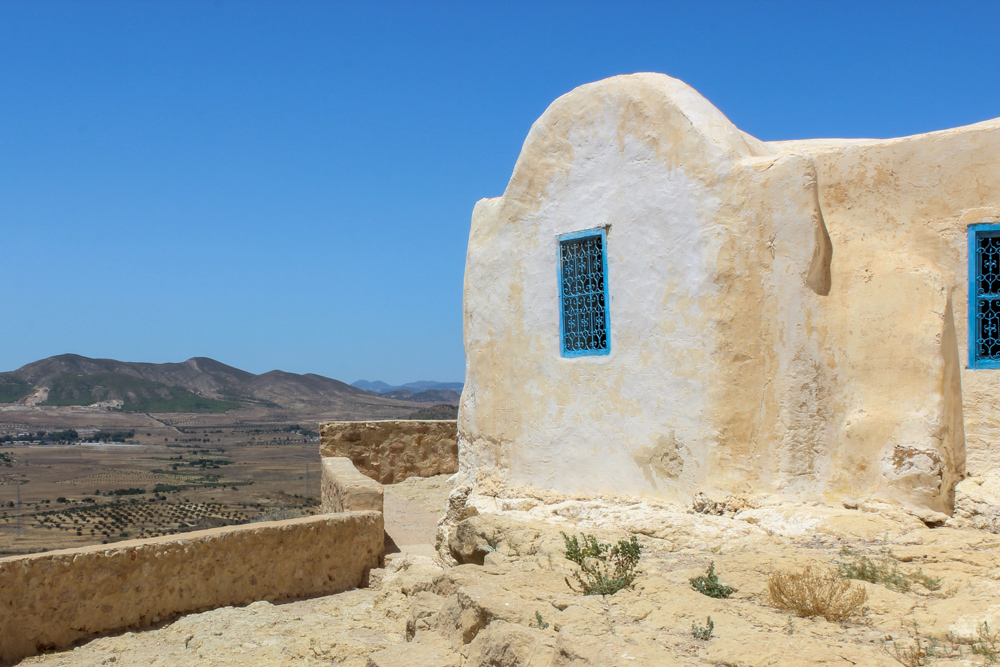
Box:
319 420 458 484
322 456 384 513
0 512 383 664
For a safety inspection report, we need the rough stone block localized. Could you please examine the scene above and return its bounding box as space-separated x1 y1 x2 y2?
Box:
320 420 458 484
0 512 384 664
321 456 384 513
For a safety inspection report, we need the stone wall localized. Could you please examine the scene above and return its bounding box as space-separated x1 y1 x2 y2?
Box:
0 512 383 664
322 456 384 513
319 420 458 484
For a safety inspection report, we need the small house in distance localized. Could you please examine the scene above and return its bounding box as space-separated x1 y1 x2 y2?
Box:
457 72 1000 514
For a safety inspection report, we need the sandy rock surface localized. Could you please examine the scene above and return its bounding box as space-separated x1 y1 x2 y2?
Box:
19 484 1000 666
383 473 453 549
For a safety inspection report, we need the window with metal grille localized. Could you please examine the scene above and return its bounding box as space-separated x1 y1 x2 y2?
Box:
969 223 1000 368
559 229 610 357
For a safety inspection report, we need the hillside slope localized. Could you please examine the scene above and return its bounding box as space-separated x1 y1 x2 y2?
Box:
1 354 436 414
380 388 461 403
351 380 463 401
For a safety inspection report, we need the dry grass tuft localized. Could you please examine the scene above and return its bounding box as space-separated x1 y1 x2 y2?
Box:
883 633 937 667
766 566 868 622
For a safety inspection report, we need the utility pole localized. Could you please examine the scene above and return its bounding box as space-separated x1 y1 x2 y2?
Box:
305 462 309 497
16 481 21 539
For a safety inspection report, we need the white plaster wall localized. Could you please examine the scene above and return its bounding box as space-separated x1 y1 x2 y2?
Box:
460 74 830 502
460 72 989 512
511 129 718 496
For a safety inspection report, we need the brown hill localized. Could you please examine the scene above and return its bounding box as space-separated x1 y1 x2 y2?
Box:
380 388 461 403
1 354 436 414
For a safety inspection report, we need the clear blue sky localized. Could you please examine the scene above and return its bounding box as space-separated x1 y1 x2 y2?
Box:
2 2 998 384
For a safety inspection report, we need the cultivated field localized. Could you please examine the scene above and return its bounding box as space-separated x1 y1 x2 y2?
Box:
0 421 325 556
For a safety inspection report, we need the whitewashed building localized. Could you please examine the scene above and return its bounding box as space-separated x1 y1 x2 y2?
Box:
456 73 1000 513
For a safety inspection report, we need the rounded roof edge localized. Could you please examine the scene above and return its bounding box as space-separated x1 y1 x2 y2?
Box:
498 73 774 205
613 72 772 157
531 72 771 159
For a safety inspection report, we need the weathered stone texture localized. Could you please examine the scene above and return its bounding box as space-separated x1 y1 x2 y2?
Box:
322 456 384 513
320 420 458 484
0 512 383 664
18 491 1000 667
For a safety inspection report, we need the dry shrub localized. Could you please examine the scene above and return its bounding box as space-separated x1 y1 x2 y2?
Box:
953 621 1000 664
767 566 868 622
691 492 759 516
972 621 1000 663
883 634 938 667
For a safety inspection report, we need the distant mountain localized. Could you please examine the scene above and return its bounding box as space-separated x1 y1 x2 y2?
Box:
351 379 464 396
401 381 464 392
351 380 397 393
380 388 462 403
406 403 459 420
0 354 448 414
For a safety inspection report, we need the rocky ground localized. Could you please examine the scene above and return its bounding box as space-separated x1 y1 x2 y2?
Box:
18 474 1000 667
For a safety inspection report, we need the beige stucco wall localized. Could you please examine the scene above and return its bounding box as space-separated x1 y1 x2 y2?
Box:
0 512 383 663
321 456 384 513
459 72 998 513
320 420 458 484
778 125 1000 488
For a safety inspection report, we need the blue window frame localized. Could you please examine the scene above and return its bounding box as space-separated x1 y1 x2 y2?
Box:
559 228 610 357
969 223 1000 368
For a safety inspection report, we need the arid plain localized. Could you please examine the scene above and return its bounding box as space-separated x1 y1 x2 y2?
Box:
0 355 457 557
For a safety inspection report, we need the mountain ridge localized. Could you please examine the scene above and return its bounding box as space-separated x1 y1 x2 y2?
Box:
0 354 446 414
350 379 463 404
351 379 463 393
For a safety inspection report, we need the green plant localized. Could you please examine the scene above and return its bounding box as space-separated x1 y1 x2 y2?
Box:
838 545 911 591
485 530 503 553
838 545 943 593
532 611 550 630
910 568 943 591
562 532 605 564
766 566 868 622
971 621 1000 664
689 562 735 599
883 632 938 666
691 616 714 640
561 531 642 597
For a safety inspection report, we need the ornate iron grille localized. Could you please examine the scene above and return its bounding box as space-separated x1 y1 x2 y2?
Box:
974 231 1000 363
559 232 609 356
